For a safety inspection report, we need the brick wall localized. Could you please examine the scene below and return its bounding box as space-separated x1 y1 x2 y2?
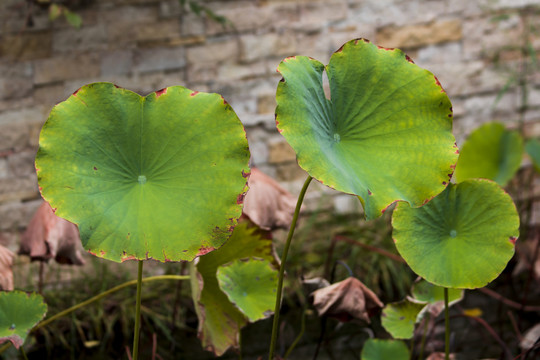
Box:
1 0 539 249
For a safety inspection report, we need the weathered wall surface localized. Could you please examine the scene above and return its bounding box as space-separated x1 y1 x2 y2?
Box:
1 0 539 248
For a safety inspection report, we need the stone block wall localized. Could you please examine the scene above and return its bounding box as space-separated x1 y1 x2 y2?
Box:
1 0 539 248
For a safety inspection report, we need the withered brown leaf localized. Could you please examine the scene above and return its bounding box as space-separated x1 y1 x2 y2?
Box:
310 277 383 322
0 244 15 290
19 202 85 265
242 167 296 230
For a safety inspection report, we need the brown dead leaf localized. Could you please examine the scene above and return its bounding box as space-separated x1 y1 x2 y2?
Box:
310 277 383 323
0 244 15 290
242 168 296 230
19 201 85 265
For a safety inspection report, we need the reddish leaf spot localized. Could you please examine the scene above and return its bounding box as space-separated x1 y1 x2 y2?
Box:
155 88 167 97
242 169 251 178
197 245 216 256
381 201 397 214
87 249 97 257
377 45 394 51
434 75 446 93
93 166 98 170
113 84 120 88
442 181 447 185
367 189 372 196
190 91 199 97
405 55 415 64
283 56 297 62
509 236 517 245
236 193 245 205
51 207 57 213
72 88 80 96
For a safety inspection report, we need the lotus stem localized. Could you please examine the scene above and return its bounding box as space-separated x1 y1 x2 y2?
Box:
132 260 144 360
444 287 450 360
418 314 430 360
0 275 190 355
20 346 29 360
283 307 307 359
269 175 312 360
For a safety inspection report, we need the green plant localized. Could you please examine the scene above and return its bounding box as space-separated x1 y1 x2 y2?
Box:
34 83 250 359
0 37 528 359
268 38 459 359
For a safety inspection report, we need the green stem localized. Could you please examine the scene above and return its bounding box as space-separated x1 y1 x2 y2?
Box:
418 314 430 360
283 307 307 359
0 275 189 355
132 261 144 360
268 175 312 360
20 346 29 360
444 287 450 360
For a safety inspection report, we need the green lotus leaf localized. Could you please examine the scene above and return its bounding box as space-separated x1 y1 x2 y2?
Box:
525 138 540 173
190 222 279 356
217 258 277 322
361 338 409 360
454 122 523 186
392 179 519 289
36 83 250 263
411 279 463 305
0 291 47 349
275 39 457 219
381 299 424 339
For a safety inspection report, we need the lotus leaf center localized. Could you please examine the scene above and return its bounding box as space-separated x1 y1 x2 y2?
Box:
449 229 457 238
333 133 341 142
138 175 147 185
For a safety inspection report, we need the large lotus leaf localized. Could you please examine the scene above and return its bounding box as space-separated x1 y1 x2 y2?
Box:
36 82 250 262
525 138 540 173
381 299 424 339
392 179 519 289
275 39 457 219
217 258 277 322
411 279 463 305
454 122 523 186
0 291 47 349
190 222 279 356
361 338 409 360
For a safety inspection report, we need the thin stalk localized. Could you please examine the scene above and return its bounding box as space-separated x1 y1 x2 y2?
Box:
444 287 450 360
268 175 312 360
0 275 189 355
238 328 243 360
284 308 307 359
418 314 430 360
20 346 29 360
132 261 144 360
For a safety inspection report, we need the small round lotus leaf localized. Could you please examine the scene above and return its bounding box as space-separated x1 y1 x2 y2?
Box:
361 338 409 360
276 39 457 219
217 258 277 322
411 279 463 305
392 179 519 289
36 83 250 263
454 122 523 186
0 291 47 349
381 299 425 339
